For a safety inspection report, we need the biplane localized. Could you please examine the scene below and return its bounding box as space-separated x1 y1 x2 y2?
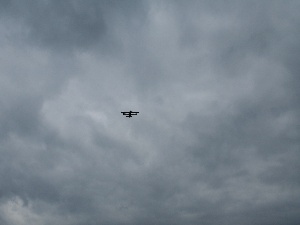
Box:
121 111 139 118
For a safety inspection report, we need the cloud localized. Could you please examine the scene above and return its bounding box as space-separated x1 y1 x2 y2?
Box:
1 0 147 53
0 0 299 224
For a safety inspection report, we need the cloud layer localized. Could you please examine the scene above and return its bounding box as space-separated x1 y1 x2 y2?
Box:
0 1 300 224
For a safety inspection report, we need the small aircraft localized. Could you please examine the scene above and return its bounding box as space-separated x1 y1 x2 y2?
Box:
121 111 139 118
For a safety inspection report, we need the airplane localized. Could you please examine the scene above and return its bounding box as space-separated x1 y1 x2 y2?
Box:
121 111 139 118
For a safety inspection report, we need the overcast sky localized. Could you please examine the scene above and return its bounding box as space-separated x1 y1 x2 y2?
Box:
0 1 300 224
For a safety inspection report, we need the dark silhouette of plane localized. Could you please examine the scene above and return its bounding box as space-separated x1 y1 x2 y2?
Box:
121 111 139 118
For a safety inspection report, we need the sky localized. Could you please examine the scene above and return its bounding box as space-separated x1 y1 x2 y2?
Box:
0 0 300 224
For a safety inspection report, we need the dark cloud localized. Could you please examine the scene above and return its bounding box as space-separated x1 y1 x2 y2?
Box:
0 0 300 224
1 0 147 53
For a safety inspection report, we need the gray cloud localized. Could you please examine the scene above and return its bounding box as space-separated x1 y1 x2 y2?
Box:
0 0 300 224
1 0 147 53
